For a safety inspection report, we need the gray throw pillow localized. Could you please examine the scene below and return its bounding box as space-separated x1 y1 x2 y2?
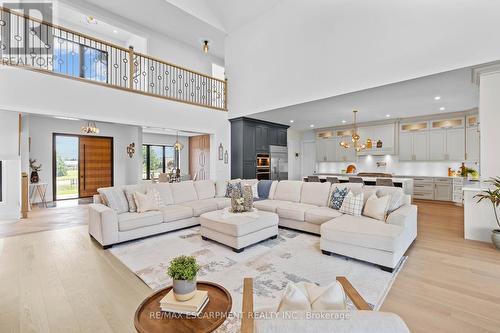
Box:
98 187 129 214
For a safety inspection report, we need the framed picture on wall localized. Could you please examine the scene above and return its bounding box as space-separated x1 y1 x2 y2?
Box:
218 143 224 160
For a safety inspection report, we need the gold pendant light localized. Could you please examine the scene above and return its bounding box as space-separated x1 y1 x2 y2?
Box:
339 110 366 152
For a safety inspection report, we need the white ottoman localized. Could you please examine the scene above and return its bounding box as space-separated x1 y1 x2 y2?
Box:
200 209 279 252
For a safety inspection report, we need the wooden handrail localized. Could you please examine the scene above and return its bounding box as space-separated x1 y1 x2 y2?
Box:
0 6 227 111
336 276 371 310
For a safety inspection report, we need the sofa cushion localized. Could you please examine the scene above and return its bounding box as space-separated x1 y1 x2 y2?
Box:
363 193 390 221
328 187 350 210
276 203 317 221
241 179 259 198
268 181 279 199
215 180 228 198
339 191 364 216
253 199 292 213
300 182 331 207
257 180 274 199
273 181 303 202
98 187 129 214
305 207 343 224
194 180 216 200
159 205 194 223
123 184 147 213
180 200 218 216
321 215 404 252
148 183 174 205
225 180 242 198
118 211 163 231
170 181 199 204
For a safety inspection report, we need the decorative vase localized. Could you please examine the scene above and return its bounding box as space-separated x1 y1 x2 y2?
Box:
376 140 383 148
173 279 197 301
492 230 500 250
231 188 245 213
30 171 39 183
243 185 253 211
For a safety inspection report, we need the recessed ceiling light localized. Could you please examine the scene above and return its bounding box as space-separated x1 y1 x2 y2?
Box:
54 116 80 121
342 120 346 124
434 96 441 100
439 107 445 111
113 29 118 34
290 120 294 123
310 124 315 128
386 114 391 118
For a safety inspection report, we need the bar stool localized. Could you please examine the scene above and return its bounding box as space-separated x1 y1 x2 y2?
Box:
348 177 364 183
326 176 340 184
308 176 321 182
376 178 394 187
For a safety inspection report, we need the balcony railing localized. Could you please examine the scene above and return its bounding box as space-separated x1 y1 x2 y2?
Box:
0 6 227 111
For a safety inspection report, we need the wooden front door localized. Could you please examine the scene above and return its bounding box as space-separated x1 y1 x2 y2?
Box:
79 136 113 197
189 135 210 180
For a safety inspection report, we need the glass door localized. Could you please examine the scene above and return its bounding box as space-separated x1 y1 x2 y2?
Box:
54 135 79 200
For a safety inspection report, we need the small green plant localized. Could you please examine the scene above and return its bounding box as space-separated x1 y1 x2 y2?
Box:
474 177 500 230
167 256 200 281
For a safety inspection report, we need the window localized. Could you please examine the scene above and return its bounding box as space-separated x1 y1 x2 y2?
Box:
142 145 178 180
53 37 108 82
0 161 2 202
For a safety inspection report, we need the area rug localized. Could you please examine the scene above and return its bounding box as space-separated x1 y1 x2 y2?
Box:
110 227 405 332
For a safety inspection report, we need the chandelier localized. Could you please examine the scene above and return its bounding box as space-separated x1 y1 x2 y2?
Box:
81 121 99 134
339 110 366 152
174 131 184 151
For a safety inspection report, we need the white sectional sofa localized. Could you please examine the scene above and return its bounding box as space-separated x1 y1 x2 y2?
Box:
254 180 417 272
88 180 230 248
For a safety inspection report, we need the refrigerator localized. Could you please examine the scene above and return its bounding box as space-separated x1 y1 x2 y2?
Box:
270 145 288 181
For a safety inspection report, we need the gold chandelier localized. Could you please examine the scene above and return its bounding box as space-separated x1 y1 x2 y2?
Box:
339 110 366 152
174 131 184 151
81 120 99 134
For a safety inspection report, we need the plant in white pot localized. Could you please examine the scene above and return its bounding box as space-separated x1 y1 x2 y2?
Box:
167 255 201 301
474 177 500 249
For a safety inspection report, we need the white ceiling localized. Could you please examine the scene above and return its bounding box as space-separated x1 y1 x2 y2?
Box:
251 67 479 131
142 127 204 137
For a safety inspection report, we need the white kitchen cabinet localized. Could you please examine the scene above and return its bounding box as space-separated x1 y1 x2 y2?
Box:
316 138 337 162
446 128 465 161
316 139 327 162
413 131 429 160
466 126 480 162
399 132 413 161
324 138 337 161
434 178 453 201
428 130 446 160
357 123 395 155
333 137 356 162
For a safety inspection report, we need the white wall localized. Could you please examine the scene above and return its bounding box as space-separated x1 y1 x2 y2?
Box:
479 71 500 179
0 67 230 182
28 115 142 202
225 0 500 118
142 132 190 176
0 110 21 220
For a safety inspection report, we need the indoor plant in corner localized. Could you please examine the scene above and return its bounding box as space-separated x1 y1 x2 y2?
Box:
167 255 201 301
474 177 500 249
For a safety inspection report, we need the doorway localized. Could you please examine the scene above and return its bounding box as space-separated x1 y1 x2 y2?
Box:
53 134 113 200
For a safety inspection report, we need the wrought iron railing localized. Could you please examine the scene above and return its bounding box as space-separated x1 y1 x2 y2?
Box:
0 6 227 111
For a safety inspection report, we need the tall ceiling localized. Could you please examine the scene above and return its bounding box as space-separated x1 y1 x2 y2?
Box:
251 67 479 131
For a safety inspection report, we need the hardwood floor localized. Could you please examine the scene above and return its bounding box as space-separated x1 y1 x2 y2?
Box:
0 201 499 332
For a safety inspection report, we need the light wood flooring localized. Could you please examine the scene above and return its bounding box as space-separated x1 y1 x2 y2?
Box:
0 201 499 332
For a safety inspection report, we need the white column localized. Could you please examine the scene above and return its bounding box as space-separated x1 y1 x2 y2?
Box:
476 65 500 179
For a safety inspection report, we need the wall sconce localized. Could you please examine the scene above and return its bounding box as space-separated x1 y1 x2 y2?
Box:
127 142 135 158
218 143 224 160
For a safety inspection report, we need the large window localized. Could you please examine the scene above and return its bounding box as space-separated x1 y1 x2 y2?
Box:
142 145 177 180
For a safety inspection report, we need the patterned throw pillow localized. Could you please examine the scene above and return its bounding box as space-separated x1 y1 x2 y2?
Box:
97 187 129 214
147 188 164 207
125 190 137 212
225 181 242 198
339 191 364 216
329 187 349 210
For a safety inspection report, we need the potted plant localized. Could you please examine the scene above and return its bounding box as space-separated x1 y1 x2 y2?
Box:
29 159 42 183
167 255 200 301
474 177 500 249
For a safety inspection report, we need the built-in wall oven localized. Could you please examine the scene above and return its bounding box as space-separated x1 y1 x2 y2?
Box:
256 154 270 180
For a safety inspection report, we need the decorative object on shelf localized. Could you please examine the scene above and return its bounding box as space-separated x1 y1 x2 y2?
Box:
242 185 254 211
376 140 383 148
459 163 479 180
29 158 41 183
126 142 135 158
224 150 228 164
218 143 224 160
474 177 500 250
167 255 200 301
173 131 184 151
366 138 372 149
81 120 99 134
346 164 357 174
339 110 366 152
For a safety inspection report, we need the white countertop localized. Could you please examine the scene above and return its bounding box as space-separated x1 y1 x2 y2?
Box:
305 175 413 183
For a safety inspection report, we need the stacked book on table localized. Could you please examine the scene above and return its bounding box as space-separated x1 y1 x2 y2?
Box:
160 290 209 316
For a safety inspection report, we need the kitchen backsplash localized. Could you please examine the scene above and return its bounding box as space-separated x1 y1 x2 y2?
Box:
316 155 480 177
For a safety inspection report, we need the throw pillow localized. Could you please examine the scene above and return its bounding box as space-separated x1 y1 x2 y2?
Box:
125 190 137 213
133 191 159 213
147 188 164 207
225 181 242 198
241 179 259 199
277 281 347 312
363 193 390 221
257 180 274 199
329 187 350 210
339 191 364 216
97 187 129 214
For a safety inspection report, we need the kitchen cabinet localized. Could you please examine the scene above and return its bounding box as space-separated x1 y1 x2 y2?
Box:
446 128 465 161
230 117 289 179
434 178 453 201
333 137 356 162
316 137 355 162
400 131 429 161
466 126 480 162
357 123 396 155
428 130 446 160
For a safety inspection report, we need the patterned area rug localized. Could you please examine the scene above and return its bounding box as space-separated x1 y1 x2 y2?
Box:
110 227 405 332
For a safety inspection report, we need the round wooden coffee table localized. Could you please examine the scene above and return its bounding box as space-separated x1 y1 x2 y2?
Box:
134 281 232 333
